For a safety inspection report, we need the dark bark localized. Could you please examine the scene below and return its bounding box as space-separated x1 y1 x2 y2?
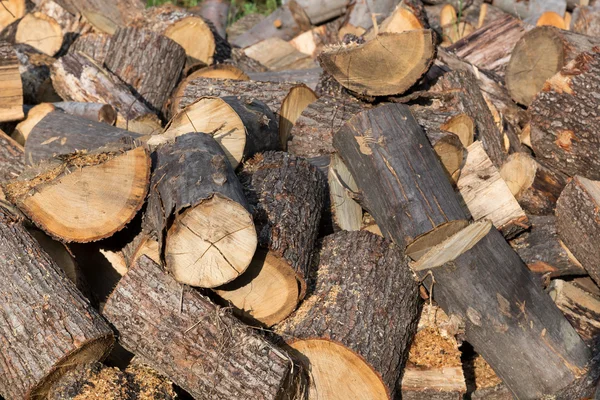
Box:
104 27 185 114
69 32 112 64
333 103 468 259
0 129 24 183
13 43 61 104
413 220 593 399
247 67 322 91
102 255 301 400
277 230 421 399
239 151 325 296
510 215 586 279
530 50 600 180
25 111 143 165
0 206 114 400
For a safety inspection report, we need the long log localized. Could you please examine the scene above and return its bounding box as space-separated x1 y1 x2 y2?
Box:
411 220 593 399
104 27 186 114
144 133 257 288
0 40 24 122
50 0 144 33
0 205 114 400
286 0 348 25
102 255 301 399
70 32 112 64
332 103 469 260
530 50 600 180
277 230 420 399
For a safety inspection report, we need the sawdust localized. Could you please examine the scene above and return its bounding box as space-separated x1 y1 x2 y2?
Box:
126 364 177 400
408 326 463 368
473 354 503 389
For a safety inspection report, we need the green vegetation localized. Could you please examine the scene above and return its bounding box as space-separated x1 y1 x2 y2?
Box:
146 0 280 22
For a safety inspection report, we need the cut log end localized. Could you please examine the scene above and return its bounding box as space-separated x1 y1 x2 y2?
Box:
187 64 250 80
319 30 435 96
537 11 566 29
406 220 470 261
166 194 257 288
279 84 317 150
16 12 63 56
440 114 475 148
500 153 537 199
290 339 390 400
0 0 25 30
215 249 300 327
164 16 216 65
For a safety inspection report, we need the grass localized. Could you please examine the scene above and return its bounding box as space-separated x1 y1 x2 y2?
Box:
146 0 280 22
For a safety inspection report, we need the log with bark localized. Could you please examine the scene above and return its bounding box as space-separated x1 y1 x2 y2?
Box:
411 219 594 399
51 51 162 134
456 141 529 238
70 32 112 64
571 6 600 36
506 26 600 106
530 50 600 180
318 30 435 96
143 132 257 288
34 0 93 54
247 67 322 90
186 64 249 80
333 103 469 260
510 215 586 279
0 129 25 200
193 0 229 39
102 255 301 399
243 37 316 71
327 153 362 231
286 0 348 25
0 40 24 122
129 4 231 66
13 43 61 104
276 230 421 400
104 27 186 114
50 0 144 34
410 106 475 149
152 95 279 168
556 176 600 287
0 205 114 400
3 143 150 242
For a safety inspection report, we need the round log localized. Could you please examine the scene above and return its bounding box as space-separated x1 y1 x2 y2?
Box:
15 12 63 56
0 0 25 30
537 11 567 28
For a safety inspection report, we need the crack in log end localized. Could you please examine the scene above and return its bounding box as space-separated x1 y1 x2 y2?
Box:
555 130 577 151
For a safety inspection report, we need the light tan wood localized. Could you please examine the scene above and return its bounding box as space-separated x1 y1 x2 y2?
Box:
328 153 362 231
215 249 299 327
564 11 572 30
549 279 600 342
363 4 425 41
439 4 474 46
440 114 475 147
0 0 25 30
440 4 457 27
319 31 435 96
166 194 257 288
290 339 389 400
279 84 317 150
520 124 532 148
4 147 150 242
244 38 316 71
0 41 24 123
288 26 326 56
152 97 247 167
16 12 63 56
165 17 215 65
537 11 566 28
13 103 55 145
457 141 528 235
186 64 249 80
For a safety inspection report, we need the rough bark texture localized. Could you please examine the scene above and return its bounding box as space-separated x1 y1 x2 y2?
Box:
413 221 593 399
510 215 586 279
0 129 25 184
13 43 60 104
287 95 368 159
0 206 114 400
447 14 527 77
556 176 600 287
571 6 600 36
549 279 600 344
25 111 143 165
333 103 468 255
104 27 185 114
51 51 157 124
345 0 400 31
247 67 322 91
239 151 325 294
277 230 421 399
103 255 300 400
51 0 144 33
530 50 600 180
69 32 112 64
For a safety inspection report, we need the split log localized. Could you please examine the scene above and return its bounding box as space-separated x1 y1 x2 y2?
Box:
243 37 316 71
491 0 566 23
129 5 231 66
411 220 593 399
0 0 25 30
0 206 114 400
328 153 362 231
510 215 585 279
51 51 161 134
70 32 112 64
447 14 528 77
238 151 325 298
0 41 24 122
556 176 600 287
287 0 348 25
170 77 317 148
333 103 469 260
104 27 185 114
153 96 279 168
277 230 421 399
571 6 600 36
287 95 367 158
500 152 567 215
506 26 600 106
144 133 257 288
318 30 435 96
549 279 600 344
15 12 63 56
530 50 600 180
49 0 144 34
3 144 150 242
103 255 300 399
230 2 310 49
13 43 61 104
456 141 529 238
194 0 229 39
47 362 176 400
247 67 322 90
24 110 142 164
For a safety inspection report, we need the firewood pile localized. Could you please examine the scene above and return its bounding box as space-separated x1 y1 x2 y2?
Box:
2 0 600 398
